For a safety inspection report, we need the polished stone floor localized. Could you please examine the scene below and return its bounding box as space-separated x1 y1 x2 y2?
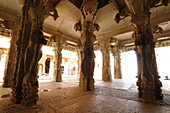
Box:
0 79 170 113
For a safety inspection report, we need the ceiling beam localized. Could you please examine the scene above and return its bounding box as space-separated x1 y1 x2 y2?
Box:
0 8 79 43
120 30 170 46
0 8 20 22
96 11 170 40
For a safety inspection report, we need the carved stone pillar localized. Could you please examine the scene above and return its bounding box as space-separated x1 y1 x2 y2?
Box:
74 0 99 91
10 0 58 106
80 22 96 91
76 45 82 78
111 45 122 79
53 37 65 82
131 11 163 101
3 23 20 87
11 0 32 104
100 38 111 81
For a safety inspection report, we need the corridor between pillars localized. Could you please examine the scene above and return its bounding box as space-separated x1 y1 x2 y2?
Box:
74 0 99 91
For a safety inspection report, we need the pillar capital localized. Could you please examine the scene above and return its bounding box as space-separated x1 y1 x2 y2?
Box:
81 0 98 22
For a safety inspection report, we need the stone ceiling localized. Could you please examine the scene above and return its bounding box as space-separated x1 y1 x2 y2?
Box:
0 0 170 45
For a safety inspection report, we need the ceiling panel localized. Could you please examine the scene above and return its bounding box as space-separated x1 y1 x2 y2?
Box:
58 19 80 38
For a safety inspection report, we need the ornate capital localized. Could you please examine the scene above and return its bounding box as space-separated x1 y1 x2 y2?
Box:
74 21 100 32
81 0 98 21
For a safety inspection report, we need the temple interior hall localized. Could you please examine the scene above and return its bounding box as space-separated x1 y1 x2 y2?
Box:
1 0 170 112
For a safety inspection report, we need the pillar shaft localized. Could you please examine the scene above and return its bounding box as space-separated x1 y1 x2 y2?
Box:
80 22 96 91
77 46 83 80
131 11 163 101
53 37 64 82
11 0 32 104
74 0 99 91
11 0 58 106
112 48 122 79
100 39 111 81
0 48 3 62
3 24 19 87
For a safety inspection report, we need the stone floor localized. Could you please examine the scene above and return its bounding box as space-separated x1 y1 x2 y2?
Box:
0 79 170 113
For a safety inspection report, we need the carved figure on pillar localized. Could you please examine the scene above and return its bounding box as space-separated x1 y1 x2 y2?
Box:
74 0 99 91
99 38 111 81
21 26 47 105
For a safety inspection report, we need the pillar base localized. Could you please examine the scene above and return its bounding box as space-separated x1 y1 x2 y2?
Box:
2 76 12 87
21 81 39 106
2 83 12 88
80 76 94 91
136 74 162 102
102 78 112 82
114 76 122 79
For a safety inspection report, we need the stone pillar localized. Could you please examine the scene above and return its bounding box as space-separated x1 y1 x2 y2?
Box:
100 38 111 81
11 0 32 104
74 0 99 91
3 23 20 87
53 37 65 82
76 45 82 79
111 45 122 79
10 0 58 106
131 11 163 101
0 48 3 61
